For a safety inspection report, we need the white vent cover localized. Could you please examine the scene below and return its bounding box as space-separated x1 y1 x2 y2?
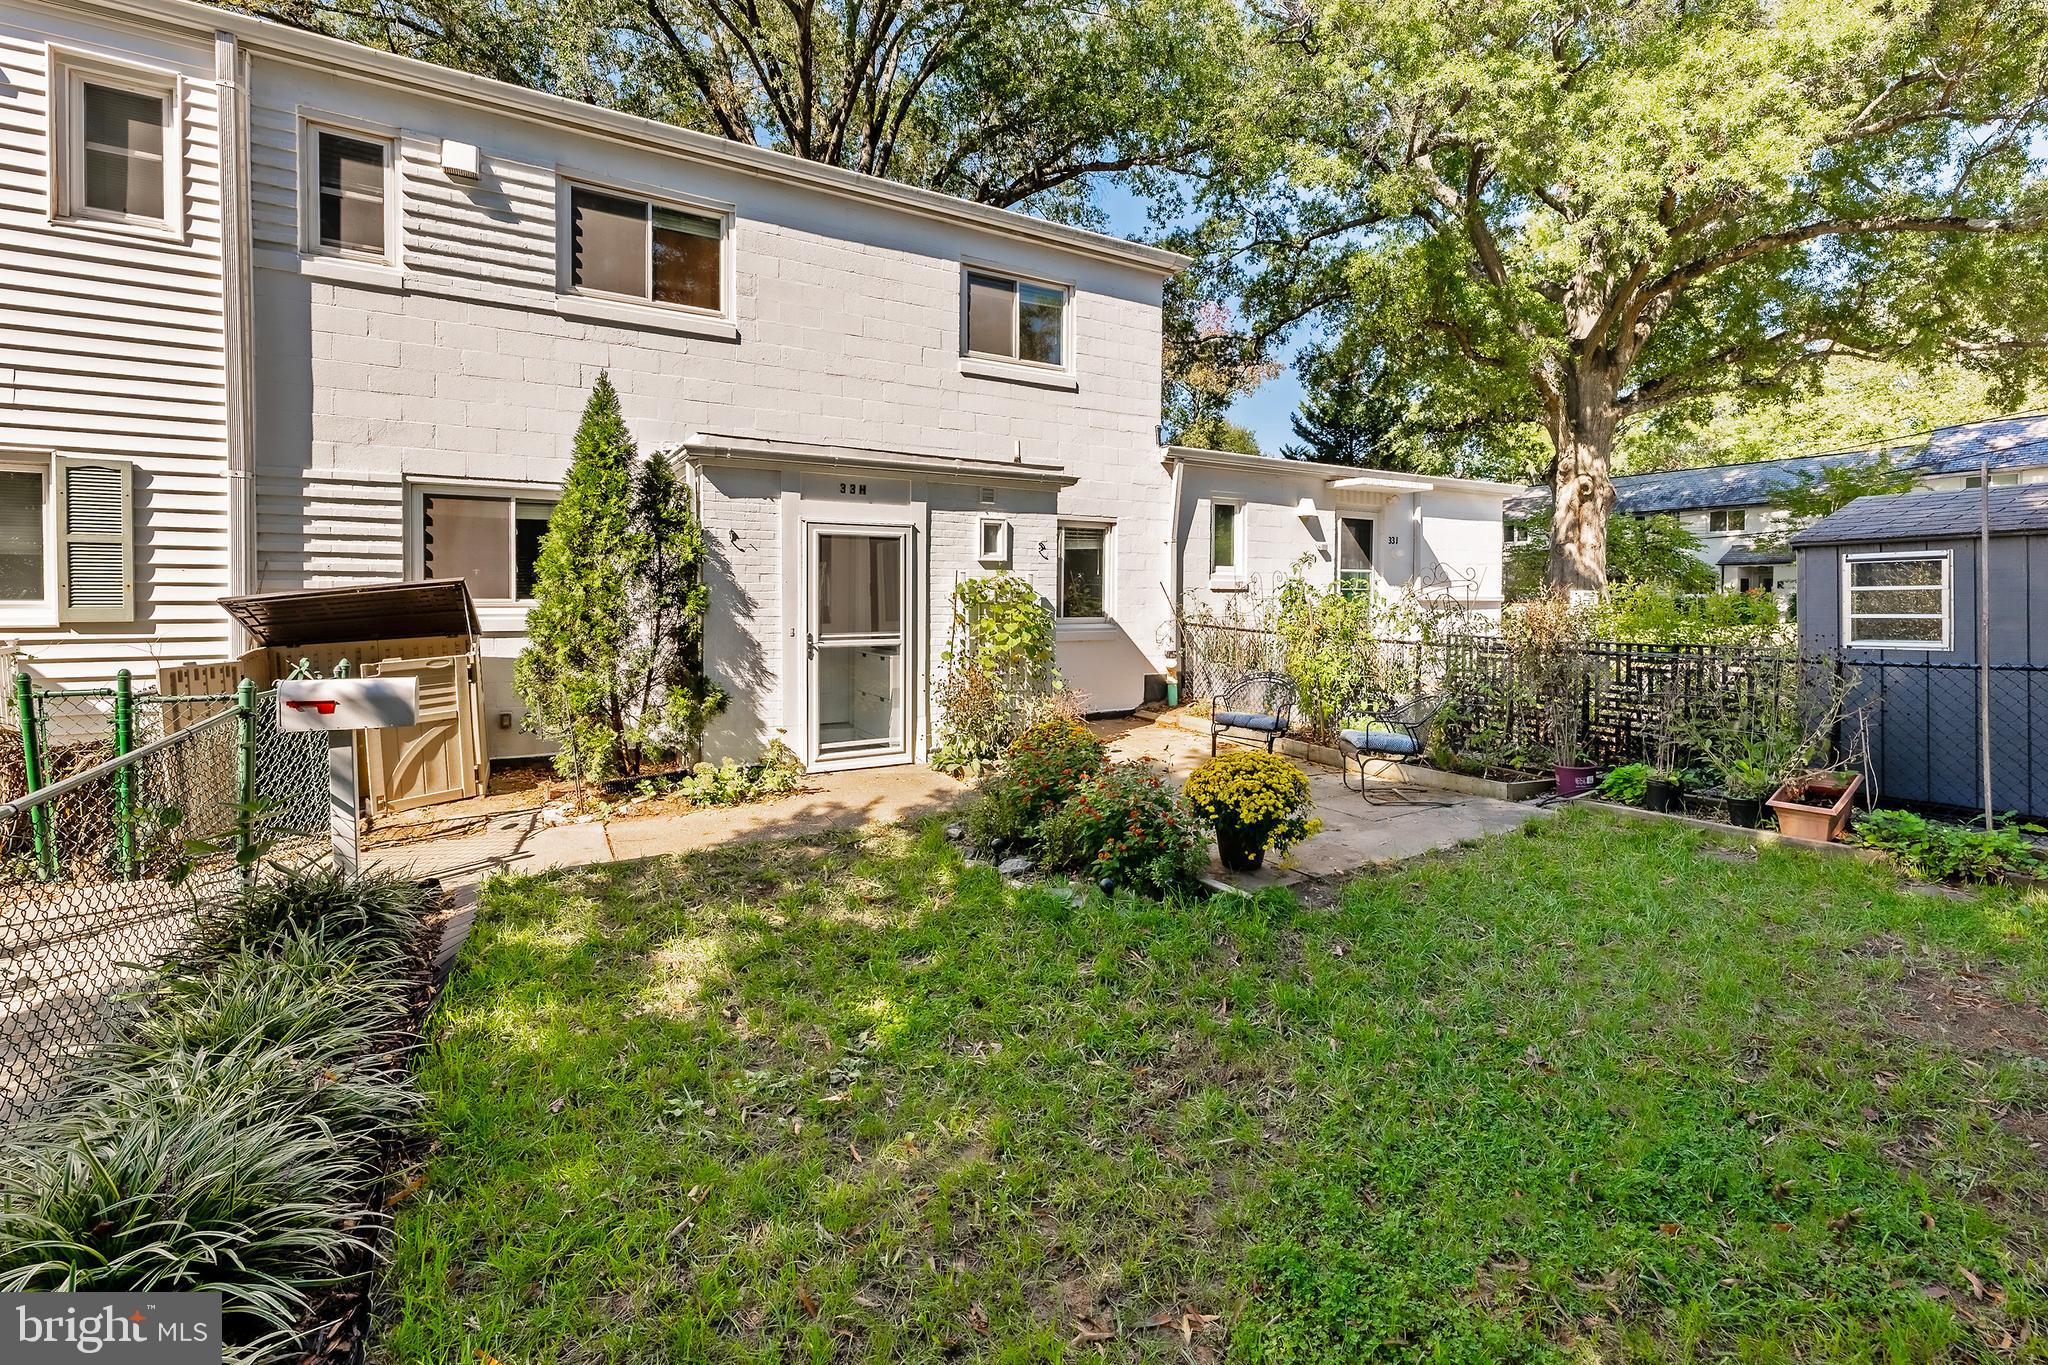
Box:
441 139 481 180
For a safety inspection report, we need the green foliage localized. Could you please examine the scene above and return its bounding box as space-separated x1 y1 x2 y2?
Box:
932 575 1061 774
0 864 431 1359
1597 762 1650 805
1184 749 1318 864
1273 566 1380 743
1040 761 1206 897
1755 446 1922 552
998 715 1106 829
1508 514 1716 600
1849 809 2046 884
652 741 805 807
517 375 720 787
1281 357 1412 468
1588 583 1789 647
1205 0 2048 586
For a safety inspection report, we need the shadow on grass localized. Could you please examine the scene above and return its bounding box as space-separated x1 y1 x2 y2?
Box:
378 811 2048 1364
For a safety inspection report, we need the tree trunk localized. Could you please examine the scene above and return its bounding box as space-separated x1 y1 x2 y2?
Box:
1545 358 1619 594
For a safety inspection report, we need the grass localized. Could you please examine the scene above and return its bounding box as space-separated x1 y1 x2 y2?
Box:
379 810 2048 1362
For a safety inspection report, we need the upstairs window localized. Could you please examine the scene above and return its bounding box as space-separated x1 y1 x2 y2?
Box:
312 127 391 258
568 186 723 313
60 64 176 230
1709 508 1747 533
421 493 556 602
1844 551 1949 650
964 271 1066 367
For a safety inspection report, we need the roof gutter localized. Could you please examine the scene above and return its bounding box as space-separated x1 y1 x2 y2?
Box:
675 434 1078 487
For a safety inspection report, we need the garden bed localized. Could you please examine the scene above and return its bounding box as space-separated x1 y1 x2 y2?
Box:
1356 756 1551 801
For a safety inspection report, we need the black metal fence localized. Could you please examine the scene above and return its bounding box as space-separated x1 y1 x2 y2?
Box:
1179 622 2048 819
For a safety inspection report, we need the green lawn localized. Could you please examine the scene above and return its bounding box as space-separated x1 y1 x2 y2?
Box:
378 810 2048 1362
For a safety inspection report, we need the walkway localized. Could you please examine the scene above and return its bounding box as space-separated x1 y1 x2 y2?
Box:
1098 716 1552 888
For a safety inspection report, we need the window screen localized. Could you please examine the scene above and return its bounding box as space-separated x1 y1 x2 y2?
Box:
570 187 647 298
422 495 513 600
652 208 721 310
317 130 387 254
0 471 44 601
1060 527 1107 619
81 81 166 221
1018 282 1064 365
966 273 1017 358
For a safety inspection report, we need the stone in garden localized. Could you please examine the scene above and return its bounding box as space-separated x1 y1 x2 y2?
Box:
997 855 1032 877
944 823 965 841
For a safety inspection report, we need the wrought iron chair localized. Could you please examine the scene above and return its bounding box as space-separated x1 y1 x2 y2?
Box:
1336 692 1448 792
1210 671 1297 755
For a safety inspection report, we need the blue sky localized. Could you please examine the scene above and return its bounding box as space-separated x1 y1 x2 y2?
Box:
1095 183 1307 453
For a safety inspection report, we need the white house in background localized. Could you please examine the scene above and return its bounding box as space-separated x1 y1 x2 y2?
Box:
2 0 1514 772
1503 412 2048 604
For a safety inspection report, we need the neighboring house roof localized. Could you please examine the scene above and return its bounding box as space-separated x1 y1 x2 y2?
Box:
1162 446 1524 498
67 0 1189 278
1789 485 2048 547
1504 411 2048 521
1717 545 1795 567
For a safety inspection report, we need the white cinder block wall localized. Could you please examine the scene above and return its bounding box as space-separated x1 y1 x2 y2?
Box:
240 56 1174 759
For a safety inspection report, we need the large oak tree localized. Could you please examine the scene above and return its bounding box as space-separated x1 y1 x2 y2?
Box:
1204 0 2048 589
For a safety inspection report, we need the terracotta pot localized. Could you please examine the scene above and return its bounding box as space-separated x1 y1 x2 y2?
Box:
1554 763 1597 797
1214 821 1268 873
1644 777 1680 813
1766 772 1863 844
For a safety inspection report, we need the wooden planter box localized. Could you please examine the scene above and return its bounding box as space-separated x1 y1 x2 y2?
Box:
1358 757 1551 802
1766 772 1863 844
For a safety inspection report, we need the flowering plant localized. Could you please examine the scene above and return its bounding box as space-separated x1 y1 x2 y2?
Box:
1184 750 1318 872
1004 715 1105 823
1042 761 1206 898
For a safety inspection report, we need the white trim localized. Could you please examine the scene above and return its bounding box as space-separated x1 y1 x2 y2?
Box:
41 0 1189 277
959 263 1074 374
297 112 398 265
0 451 59 628
1336 512 1376 590
804 523 915 770
405 479 560 610
976 514 1010 567
957 356 1079 391
1056 519 1113 623
48 45 185 240
1208 496 1245 586
553 293 739 340
1841 548 1952 651
555 171 736 324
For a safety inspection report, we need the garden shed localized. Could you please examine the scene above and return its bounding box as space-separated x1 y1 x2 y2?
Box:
1790 485 2048 818
160 581 489 816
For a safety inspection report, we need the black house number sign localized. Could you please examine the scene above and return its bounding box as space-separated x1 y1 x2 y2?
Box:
838 481 868 497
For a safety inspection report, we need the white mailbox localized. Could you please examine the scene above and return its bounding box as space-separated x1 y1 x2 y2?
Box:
277 677 419 732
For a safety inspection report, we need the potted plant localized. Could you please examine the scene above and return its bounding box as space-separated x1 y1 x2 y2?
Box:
1766 767 1864 843
1507 593 1603 797
1719 759 1777 828
1184 749 1319 872
1643 681 1686 812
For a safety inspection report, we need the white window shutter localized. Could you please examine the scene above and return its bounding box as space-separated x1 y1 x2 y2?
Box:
56 457 133 623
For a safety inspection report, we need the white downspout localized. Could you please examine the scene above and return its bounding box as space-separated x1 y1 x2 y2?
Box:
1166 453 1184 705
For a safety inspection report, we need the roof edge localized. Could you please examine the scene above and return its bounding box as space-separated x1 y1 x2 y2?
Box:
54 0 1191 278
1162 445 1522 496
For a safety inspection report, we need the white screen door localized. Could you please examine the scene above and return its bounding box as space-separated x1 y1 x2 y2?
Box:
808 528 910 763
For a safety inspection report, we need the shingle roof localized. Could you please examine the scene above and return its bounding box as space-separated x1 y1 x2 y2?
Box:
1503 411 2048 521
1788 484 2048 547
1716 544 1795 566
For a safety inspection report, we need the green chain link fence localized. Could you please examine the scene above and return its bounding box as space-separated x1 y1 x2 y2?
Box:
0 672 331 1123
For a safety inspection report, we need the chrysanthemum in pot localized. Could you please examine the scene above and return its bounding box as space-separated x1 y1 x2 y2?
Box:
1184 750 1319 873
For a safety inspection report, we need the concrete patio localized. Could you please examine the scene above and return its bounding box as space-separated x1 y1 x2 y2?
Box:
368 715 1550 895
1096 715 1553 888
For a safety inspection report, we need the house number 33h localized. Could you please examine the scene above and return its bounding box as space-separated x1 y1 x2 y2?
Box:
838 481 868 496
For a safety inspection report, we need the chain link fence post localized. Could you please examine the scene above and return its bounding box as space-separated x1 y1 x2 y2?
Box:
234 677 257 882
112 669 135 882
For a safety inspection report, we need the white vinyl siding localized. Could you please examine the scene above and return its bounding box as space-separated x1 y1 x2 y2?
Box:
0 15 231 680
1843 551 1950 650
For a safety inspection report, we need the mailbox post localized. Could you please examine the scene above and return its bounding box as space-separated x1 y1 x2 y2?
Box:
277 677 419 874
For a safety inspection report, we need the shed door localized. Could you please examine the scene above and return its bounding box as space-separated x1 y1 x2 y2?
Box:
364 655 480 813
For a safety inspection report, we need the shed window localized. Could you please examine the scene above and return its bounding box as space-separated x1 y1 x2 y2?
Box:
421 494 556 602
964 270 1066 367
568 186 724 313
1844 552 1950 649
1058 525 1107 620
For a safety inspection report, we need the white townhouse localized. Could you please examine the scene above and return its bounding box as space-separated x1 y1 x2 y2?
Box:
1 0 1514 773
